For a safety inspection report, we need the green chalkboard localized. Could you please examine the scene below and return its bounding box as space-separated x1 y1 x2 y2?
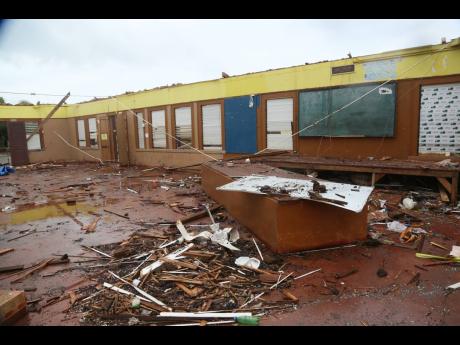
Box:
298 82 396 137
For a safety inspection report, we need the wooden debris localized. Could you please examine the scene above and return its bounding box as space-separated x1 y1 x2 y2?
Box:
104 209 130 219
82 216 101 233
281 290 299 303
7 230 37 242
294 268 322 280
11 258 54 283
175 283 204 297
335 268 358 279
0 265 24 274
0 248 14 256
159 257 198 270
429 241 449 251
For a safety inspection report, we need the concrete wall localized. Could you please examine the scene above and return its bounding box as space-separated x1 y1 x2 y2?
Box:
25 119 76 163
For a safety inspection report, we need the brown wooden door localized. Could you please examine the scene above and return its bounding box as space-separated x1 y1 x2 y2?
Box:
116 112 129 166
99 117 112 161
7 121 29 166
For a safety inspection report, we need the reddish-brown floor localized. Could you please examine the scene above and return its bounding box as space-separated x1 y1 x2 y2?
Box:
0 162 459 325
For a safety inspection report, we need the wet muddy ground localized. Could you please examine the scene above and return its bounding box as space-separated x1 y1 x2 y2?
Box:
0 162 459 325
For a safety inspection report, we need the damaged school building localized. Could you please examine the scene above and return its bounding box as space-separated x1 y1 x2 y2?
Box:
1 38 460 326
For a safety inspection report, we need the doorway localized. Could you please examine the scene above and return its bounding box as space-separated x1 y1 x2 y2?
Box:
0 121 10 164
99 115 119 162
7 121 29 166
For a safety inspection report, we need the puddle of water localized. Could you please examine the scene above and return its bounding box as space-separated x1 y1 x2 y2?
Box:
0 202 98 225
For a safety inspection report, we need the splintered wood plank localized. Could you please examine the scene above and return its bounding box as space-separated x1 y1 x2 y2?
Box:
0 290 27 325
0 248 14 256
436 177 452 194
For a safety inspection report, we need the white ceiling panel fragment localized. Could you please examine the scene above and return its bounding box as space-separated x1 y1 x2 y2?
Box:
217 175 373 213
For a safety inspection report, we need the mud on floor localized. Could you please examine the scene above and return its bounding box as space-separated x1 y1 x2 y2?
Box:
0 162 459 325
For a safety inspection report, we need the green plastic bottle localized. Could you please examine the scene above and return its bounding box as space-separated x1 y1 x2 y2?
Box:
235 316 260 326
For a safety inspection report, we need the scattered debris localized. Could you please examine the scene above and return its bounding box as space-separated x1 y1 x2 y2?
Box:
81 217 101 233
402 197 417 210
235 257 261 269
335 268 358 279
446 282 460 290
376 268 388 278
430 241 449 251
449 245 460 258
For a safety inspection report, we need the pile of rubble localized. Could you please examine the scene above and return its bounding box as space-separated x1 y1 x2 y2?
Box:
67 217 299 326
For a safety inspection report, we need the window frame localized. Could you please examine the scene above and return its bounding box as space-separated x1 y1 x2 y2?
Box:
147 106 168 150
25 120 44 151
171 103 194 150
76 118 88 148
134 109 147 150
197 99 225 152
87 117 99 149
259 91 298 152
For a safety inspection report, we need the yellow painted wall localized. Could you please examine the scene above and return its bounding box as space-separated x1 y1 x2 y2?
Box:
1 38 460 119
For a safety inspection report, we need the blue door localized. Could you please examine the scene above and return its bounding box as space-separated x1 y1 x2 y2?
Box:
224 95 259 154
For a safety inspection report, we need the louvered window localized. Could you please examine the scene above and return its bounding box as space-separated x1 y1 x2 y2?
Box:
175 107 192 149
25 121 41 150
202 104 222 151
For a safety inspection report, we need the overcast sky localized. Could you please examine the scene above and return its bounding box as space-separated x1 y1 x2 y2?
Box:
0 19 459 105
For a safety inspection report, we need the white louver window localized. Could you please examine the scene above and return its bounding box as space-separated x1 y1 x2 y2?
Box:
266 98 293 150
202 104 222 151
88 118 98 148
136 112 145 149
175 107 192 149
25 121 41 150
419 83 460 154
77 119 86 147
151 110 167 149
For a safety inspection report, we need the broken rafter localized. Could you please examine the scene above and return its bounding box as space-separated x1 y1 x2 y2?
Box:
26 92 70 142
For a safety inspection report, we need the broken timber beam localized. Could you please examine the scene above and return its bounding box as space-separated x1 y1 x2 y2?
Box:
26 92 70 142
436 177 452 194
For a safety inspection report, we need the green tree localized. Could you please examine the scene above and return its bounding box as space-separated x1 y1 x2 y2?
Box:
16 100 33 106
0 96 5 105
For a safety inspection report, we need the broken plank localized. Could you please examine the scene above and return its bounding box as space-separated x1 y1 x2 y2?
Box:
281 290 299 303
0 248 14 256
439 185 450 202
0 265 24 273
11 258 54 283
436 177 452 194
159 257 198 270
159 275 206 286
107 271 169 309
7 230 37 242
175 283 204 297
82 246 113 258
104 209 130 219
159 311 251 319
140 243 194 277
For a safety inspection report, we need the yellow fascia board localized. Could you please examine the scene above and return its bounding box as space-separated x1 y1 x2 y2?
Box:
1 38 460 120
0 104 68 119
67 45 460 117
